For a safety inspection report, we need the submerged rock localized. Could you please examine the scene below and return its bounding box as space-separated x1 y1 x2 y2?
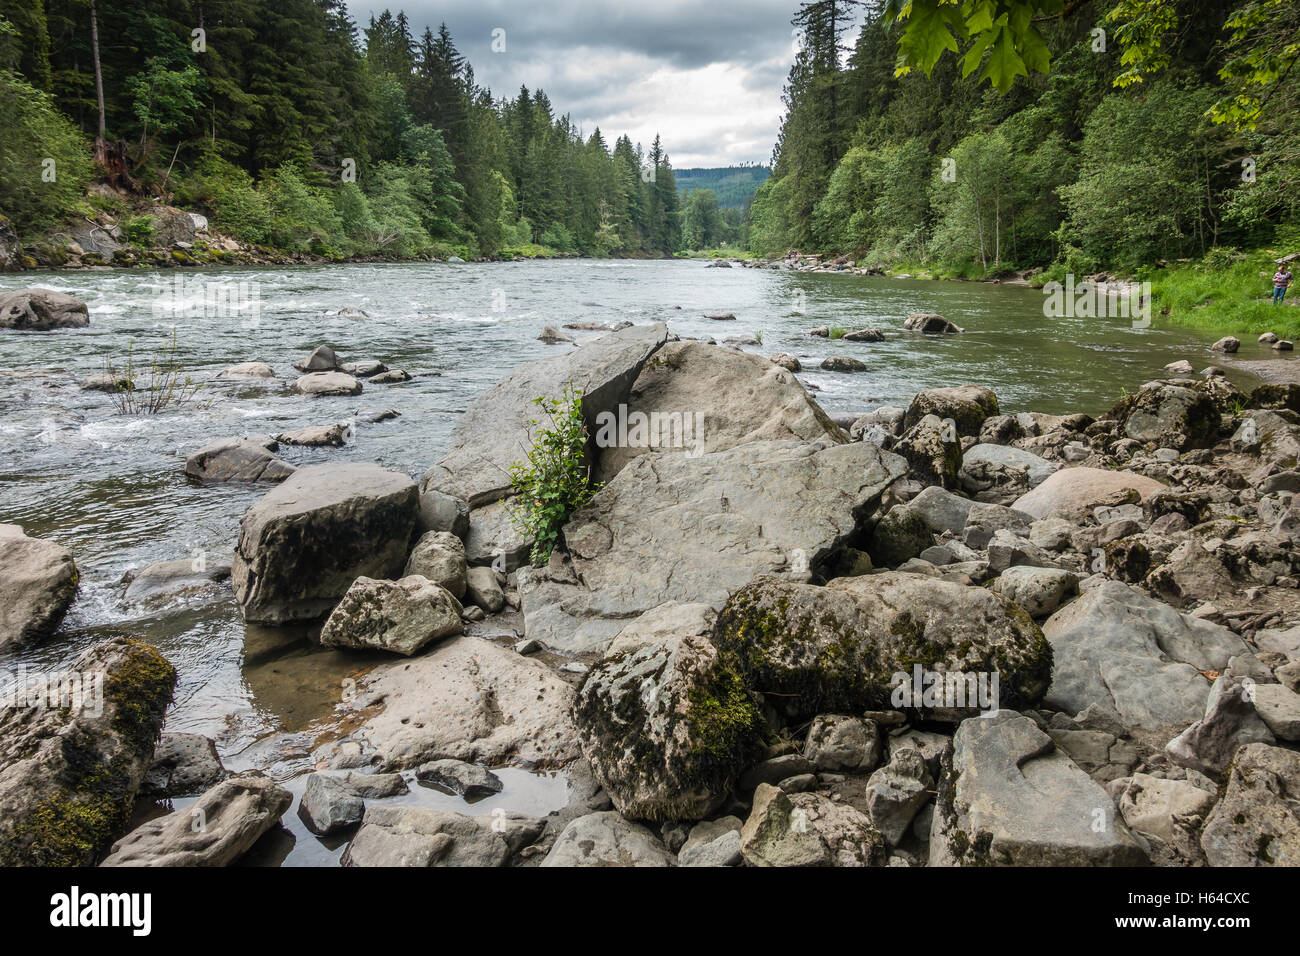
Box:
292 371 362 396
903 313 963 334
123 557 231 605
232 464 418 624
0 638 175 866
102 772 291 866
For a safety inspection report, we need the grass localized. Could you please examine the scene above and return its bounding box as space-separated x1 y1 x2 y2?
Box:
828 327 847 340
1140 247 1300 339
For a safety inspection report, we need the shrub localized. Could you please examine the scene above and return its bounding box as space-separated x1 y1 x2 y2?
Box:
102 330 205 416
508 384 601 566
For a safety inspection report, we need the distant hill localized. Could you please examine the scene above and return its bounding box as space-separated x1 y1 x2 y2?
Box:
676 165 771 209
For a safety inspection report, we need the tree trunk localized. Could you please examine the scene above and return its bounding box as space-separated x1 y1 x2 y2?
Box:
90 0 107 166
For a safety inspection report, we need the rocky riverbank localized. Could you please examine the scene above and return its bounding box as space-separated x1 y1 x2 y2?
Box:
2 312 1299 867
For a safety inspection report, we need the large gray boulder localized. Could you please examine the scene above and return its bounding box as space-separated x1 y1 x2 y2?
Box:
101 773 291 866
0 288 89 330
1200 743 1300 866
712 572 1051 721
573 604 765 821
1108 380 1220 450
541 811 678 867
518 440 907 654
593 340 842 482
1042 579 1249 733
232 464 418 624
1011 467 1166 520
0 528 78 649
340 635 578 770
930 711 1148 866
0 638 175 865
903 385 999 437
319 575 463 656
422 322 669 507
184 437 296 484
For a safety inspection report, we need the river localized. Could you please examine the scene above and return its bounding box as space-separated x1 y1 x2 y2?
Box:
0 257 1260 863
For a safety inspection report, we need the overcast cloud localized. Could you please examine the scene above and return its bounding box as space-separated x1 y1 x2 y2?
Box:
343 1 813 167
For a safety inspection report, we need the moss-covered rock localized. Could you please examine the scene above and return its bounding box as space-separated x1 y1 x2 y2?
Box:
868 503 935 566
1108 380 1221 450
903 385 999 437
713 572 1052 721
0 637 176 866
893 414 964 489
1249 383 1300 416
573 605 766 821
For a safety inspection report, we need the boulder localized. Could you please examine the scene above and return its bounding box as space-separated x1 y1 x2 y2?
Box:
517 440 907 654
1117 773 1215 858
342 635 578 770
713 572 1051 720
319 575 463 656
903 385 999 437
232 464 418 624
575 605 764 821
277 424 346 447
417 488 470 539
292 371 362 396
294 345 339 372
842 328 885 342
538 324 575 344
300 773 364 834
415 759 503 799
868 504 934 566
404 531 467 600
740 784 887 867
903 313 963 334
1011 467 1165 520
102 773 291 866
679 817 744 866
464 566 505 613
892 414 963 489
1210 336 1240 353
769 353 801 372
123 557 231 605
1165 677 1274 775
340 360 387 378
141 733 227 798
803 715 883 772
216 362 275 380
184 437 296 484
1200 743 1300 866
540 811 677 867
821 356 867 372
1254 683 1300 741
0 638 175 865
909 485 976 534
864 748 933 845
962 443 1057 488
0 289 89 330
1042 579 1249 733
930 711 1148 866
0 530 78 648
593 341 842 482
1108 381 1220 450
463 500 531 571
989 566 1079 618
422 323 668 507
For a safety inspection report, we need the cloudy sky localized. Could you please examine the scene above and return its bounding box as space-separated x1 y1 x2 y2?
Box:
343 1 826 168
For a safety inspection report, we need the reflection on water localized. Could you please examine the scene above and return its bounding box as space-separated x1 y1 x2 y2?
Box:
0 259 1274 863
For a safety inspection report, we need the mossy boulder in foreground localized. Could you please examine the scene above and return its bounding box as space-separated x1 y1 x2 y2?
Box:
573 604 766 822
0 637 176 865
713 572 1052 721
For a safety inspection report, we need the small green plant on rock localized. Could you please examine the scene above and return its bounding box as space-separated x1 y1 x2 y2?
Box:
508 383 601 566
103 329 204 415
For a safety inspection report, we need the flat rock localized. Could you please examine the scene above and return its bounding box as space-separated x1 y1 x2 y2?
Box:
216 362 275 380
319 575 463 656
518 440 907 654
930 711 1148 866
1012 467 1166 520
343 804 540 867
277 424 346 447
292 371 362 396
1042 579 1248 733
344 635 578 770
416 759 503 799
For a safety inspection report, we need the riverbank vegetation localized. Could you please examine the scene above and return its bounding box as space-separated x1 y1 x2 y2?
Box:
752 0 1299 329
0 3 682 261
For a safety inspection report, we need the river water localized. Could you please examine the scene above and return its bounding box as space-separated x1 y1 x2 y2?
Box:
0 258 1262 863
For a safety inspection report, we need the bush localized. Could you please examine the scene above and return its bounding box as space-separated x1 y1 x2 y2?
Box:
539 222 576 253
103 330 205 416
122 216 157 247
176 152 271 244
508 384 601 566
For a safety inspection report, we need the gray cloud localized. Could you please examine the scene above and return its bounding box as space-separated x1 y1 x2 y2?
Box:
344 1 806 166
